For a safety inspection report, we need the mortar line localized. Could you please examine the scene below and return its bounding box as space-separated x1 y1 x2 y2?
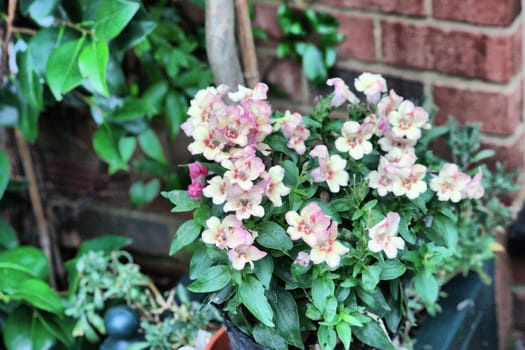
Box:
313 4 522 36
481 123 525 145
373 17 382 61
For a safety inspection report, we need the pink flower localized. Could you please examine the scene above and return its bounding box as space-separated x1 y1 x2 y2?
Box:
222 156 265 191
189 161 208 179
310 145 349 193
389 100 429 141
391 164 427 199
429 163 471 202
378 131 417 152
377 90 403 119
368 212 405 259
223 184 265 220
203 176 229 205
364 114 389 136
228 244 267 270
326 77 359 107
228 82 268 102
294 251 311 267
182 85 228 136
285 202 331 247
335 121 374 160
260 166 291 207
275 111 311 155
309 222 349 268
188 182 203 199
463 169 484 199
201 216 251 250
367 167 393 196
354 72 387 104
188 126 226 161
214 105 253 147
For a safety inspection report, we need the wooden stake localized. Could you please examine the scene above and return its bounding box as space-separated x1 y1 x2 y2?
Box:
205 0 244 88
235 0 260 88
14 130 56 287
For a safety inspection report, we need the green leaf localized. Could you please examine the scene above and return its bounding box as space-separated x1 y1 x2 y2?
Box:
0 246 49 281
302 44 326 83
353 319 396 350
362 264 381 291
118 136 136 163
188 265 230 293
312 277 334 313
93 125 127 174
280 160 299 187
78 40 110 96
380 260 406 280
267 286 303 348
193 205 211 227
169 220 201 255
432 214 458 251
414 271 439 304
335 322 352 350
138 129 166 164
318 325 337 350
255 222 293 252
17 50 43 110
253 325 288 350
239 277 274 327
77 235 132 256
470 149 495 163
165 91 188 139
254 256 274 289
0 147 10 199
161 190 199 212
29 27 78 78
94 0 140 40
0 219 18 251
142 80 168 115
10 279 63 314
46 37 86 100
112 8 157 51
21 0 58 21
112 97 153 121
129 179 160 207
0 263 34 292
189 245 213 280
4 306 55 350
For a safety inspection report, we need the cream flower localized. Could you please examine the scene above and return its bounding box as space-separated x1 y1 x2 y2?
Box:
368 212 405 259
430 163 471 202
335 121 374 160
354 72 387 104
392 164 427 199
228 244 267 270
326 77 359 107
310 145 349 193
310 222 349 268
261 166 291 207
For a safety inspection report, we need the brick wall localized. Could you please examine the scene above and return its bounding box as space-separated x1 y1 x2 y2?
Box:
254 1 524 349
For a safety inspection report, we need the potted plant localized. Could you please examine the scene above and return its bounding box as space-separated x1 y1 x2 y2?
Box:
162 73 510 350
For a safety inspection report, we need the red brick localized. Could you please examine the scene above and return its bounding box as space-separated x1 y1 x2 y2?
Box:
253 3 283 41
514 287 525 330
433 0 521 26
433 82 523 136
319 0 425 17
481 133 525 173
332 12 375 61
258 55 304 101
381 21 522 83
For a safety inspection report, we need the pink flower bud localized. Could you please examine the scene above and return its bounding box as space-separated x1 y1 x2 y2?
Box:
188 162 208 179
188 182 203 199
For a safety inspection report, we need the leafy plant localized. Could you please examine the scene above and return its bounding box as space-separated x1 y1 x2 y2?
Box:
275 3 344 85
1 0 212 206
164 74 514 349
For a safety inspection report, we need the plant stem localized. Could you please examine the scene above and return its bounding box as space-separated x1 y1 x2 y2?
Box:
0 0 17 86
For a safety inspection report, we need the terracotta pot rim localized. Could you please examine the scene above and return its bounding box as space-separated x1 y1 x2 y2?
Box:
205 326 228 350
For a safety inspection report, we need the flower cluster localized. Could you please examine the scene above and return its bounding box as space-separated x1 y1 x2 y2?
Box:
166 72 495 350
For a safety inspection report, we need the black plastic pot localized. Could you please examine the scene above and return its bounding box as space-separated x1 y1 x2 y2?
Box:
224 316 270 350
414 260 497 350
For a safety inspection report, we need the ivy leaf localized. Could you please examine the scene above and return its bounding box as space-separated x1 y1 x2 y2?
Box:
138 129 167 164
4 306 56 350
17 50 43 110
165 91 188 139
0 219 18 251
239 277 275 327
188 265 231 293
94 0 140 41
161 190 199 213
46 37 86 100
78 40 110 96
255 222 292 252
129 179 160 207
169 220 201 255
0 147 10 199
302 44 326 84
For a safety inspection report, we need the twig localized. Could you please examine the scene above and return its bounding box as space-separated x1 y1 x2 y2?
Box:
205 0 244 88
12 26 36 35
14 129 56 288
0 0 17 86
235 0 259 88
